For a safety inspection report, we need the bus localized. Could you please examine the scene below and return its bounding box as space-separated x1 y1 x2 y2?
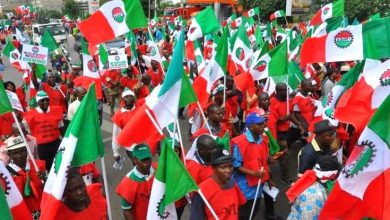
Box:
32 23 67 45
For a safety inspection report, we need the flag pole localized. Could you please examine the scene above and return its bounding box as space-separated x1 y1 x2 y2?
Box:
249 166 264 220
197 189 220 220
11 112 39 172
145 108 164 135
286 75 289 113
100 157 113 220
196 101 212 134
176 119 186 166
223 74 226 108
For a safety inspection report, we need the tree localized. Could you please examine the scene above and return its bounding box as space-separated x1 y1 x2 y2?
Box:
64 0 80 19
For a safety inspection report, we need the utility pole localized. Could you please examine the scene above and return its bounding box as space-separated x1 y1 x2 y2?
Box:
148 0 151 19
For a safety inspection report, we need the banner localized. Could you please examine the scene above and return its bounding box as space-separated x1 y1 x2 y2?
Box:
21 44 48 65
88 0 99 15
108 54 128 69
6 90 24 112
291 0 311 15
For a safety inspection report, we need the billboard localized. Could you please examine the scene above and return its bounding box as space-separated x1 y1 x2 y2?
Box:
287 0 312 15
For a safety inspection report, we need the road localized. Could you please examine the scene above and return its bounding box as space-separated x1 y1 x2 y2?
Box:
1 34 301 219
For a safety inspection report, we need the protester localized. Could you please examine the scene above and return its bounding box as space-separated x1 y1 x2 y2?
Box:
116 144 155 220
23 91 63 170
298 120 337 176
189 149 246 220
232 113 270 220
55 168 107 220
287 155 342 219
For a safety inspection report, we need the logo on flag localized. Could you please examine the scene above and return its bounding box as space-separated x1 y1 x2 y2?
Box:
156 197 171 218
87 60 98 72
334 30 354 49
325 109 336 120
323 7 330 15
112 7 125 23
342 140 376 179
32 46 39 53
254 60 267 72
322 91 334 107
53 147 65 174
115 55 120 61
195 55 203 64
11 52 19 60
380 69 390 87
189 27 197 34
150 47 157 56
235 47 245 61
0 172 11 195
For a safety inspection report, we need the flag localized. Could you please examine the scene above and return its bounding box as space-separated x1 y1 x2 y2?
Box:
287 61 304 90
127 30 138 65
0 185 12 220
320 94 390 220
310 0 344 25
194 40 206 72
312 16 344 37
335 59 390 134
15 4 32 15
250 40 288 81
269 10 285 21
231 24 253 72
0 162 32 220
147 138 198 219
40 84 104 219
322 61 365 110
81 38 100 78
117 32 185 147
41 30 59 53
265 129 280 156
222 13 237 26
0 80 13 115
216 132 230 152
231 17 243 28
301 17 390 65
150 15 159 27
3 40 28 72
193 28 228 107
78 0 147 48
98 44 109 71
244 7 260 17
179 72 198 108
74 38 103 99
187 6 221 41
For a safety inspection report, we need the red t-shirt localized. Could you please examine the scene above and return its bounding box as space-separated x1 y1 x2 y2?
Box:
42 83 67 113
24 107 63 144
120 76 138 91
199 178 246 220
54 184 107 220
0 112 14 138
146 68 164 87
185 160 214 185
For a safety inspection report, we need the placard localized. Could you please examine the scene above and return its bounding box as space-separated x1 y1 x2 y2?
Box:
21 44 48 65
6 90 24 112
108 54 128 69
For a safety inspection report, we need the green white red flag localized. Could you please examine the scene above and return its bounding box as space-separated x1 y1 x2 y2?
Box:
193 28 228 108
3 40 28 72
310 0 344 25
232 23 253 72
0 161 33 220
335 59 390 134
301 17 390 65
320 94 390 220
78 0 147 48
147 139 198 219
117 32 185 147
187 6 221 41
269 10 285 21
244 7 260 17
40 84 105 220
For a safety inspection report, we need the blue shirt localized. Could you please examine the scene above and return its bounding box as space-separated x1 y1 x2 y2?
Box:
232 129 263 200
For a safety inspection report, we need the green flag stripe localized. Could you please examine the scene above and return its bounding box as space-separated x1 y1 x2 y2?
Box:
0 186 13 220
179 72 198 107
367 94 390 147
123 0 148 29
0 80 13 115
68 84 105 166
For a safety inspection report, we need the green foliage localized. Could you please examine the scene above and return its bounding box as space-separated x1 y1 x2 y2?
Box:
344 0 390 21
36 8 62 19
63 0 80 19
238 0 286 21
239 0 390 22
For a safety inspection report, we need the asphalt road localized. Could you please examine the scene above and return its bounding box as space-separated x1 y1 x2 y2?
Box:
1 34 302 220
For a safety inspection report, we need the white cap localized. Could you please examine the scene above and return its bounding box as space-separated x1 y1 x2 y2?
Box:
4 136 26 151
